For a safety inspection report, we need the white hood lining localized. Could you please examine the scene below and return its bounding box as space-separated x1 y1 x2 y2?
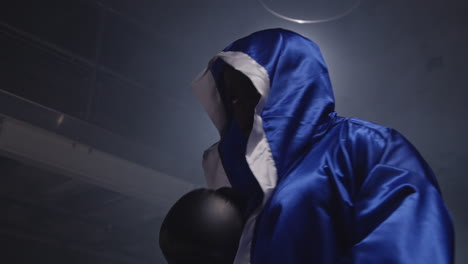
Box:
191 51 278 264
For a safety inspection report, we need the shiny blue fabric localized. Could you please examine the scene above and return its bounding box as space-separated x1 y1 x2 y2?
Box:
219 120 264 219
213 29 454 263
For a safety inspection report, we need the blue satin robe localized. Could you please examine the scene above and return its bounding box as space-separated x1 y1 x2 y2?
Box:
250 116 454 263
196 28 454 264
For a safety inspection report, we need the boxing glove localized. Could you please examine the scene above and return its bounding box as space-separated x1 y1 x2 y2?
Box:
159 187 246 264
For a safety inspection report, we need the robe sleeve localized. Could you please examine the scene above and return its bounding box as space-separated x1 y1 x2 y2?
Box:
345 127 454 264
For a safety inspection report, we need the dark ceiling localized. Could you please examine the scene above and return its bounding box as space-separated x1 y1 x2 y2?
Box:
0 156 166 263
0 0 467 263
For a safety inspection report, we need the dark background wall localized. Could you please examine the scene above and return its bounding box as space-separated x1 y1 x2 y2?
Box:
0 0 466 263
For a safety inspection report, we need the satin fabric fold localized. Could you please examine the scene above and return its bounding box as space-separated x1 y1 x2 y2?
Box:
251 117 454 264
219 120 264 219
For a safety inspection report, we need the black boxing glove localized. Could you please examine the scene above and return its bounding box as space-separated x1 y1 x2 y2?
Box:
159 187 246 264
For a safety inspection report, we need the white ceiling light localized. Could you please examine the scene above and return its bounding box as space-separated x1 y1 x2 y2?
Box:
258 0 362 24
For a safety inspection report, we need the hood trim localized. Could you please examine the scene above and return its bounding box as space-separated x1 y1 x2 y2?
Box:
192 51 278 264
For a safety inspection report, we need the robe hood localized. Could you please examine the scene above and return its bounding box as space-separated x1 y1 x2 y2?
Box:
192 28 336 263
192 28 335 198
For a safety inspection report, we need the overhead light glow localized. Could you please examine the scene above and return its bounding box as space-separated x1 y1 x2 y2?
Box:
258 0 361 24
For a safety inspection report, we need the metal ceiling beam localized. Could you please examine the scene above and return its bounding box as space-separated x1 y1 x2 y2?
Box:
0 14 188 111
0 115 195 209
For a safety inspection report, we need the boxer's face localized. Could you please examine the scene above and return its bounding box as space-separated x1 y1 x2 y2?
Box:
223 65 261 139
